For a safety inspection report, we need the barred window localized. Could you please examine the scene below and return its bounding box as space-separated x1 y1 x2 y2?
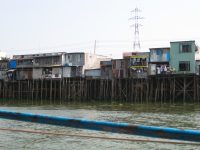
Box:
179 61 190 71
180 44 192 53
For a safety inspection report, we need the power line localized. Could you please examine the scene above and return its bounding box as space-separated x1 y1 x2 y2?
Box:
129 7 144 51
2 38 200 54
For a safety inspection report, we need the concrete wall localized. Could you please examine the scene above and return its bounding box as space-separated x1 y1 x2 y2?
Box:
84 53 109 69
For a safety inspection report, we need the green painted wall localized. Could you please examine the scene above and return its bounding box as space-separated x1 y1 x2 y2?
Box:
170 41 196 74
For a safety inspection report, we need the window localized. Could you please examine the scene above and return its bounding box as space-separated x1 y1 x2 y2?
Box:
112 61 116 69
68 55 71 61
77 54 81 62
179 61 190 71
42 68 52 76
180 44 192 53
53 57 59 64
121 61 124 68
156 49 162 55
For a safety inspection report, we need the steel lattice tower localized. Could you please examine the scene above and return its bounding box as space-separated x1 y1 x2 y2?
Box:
130 8 143 51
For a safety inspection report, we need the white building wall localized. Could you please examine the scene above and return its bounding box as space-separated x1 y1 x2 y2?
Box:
0 52 6 59
148 64 156 75
61 54 65 66
83 53 110 76
63 67 71 77
64 53 109 77
52 67 62 78
33 68 43 79
84 53 109 69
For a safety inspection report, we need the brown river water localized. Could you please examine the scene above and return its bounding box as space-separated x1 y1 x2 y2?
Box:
0 103 200 150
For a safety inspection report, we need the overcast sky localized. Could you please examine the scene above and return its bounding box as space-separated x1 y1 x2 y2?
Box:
0 0 200 58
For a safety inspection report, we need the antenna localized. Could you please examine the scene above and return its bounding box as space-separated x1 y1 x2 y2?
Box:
129 7 143 51
94 40 96 54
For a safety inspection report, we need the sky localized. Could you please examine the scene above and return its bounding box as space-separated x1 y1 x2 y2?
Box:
1 0 200 58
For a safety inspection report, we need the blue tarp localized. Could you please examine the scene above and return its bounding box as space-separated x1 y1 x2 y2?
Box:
166 52 170 61
9 60 17 69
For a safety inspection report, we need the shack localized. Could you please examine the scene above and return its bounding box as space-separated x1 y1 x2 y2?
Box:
112 59 127 78
123 52 149 78
148 47 170 75
32 52 65 79
64 52 109 77
85 69 101 78
100 60 112 79
13 54 33 80
170 40 200 74
0 59 9 80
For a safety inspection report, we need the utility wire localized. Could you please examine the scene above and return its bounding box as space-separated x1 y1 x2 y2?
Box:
2 38 200 53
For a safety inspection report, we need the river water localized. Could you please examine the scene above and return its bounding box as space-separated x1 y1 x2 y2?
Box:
0 103 200 150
